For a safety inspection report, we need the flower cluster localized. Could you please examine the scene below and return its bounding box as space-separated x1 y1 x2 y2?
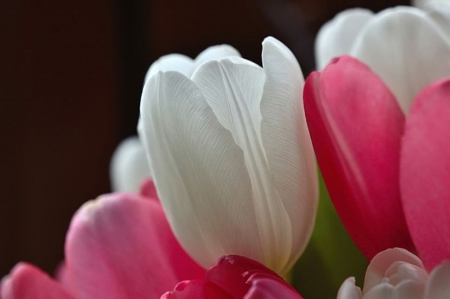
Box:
2 4 450 299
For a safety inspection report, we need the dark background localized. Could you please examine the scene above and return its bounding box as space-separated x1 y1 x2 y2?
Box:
1 0 409 291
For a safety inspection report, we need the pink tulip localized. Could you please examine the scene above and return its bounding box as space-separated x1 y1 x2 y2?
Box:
161 255 303 299
1 181 301 299
305 52 450 298
1 182 205 299
303 56 450 269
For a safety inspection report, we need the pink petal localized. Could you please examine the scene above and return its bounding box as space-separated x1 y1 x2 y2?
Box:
160 280 230 299
139 178 159 199
244 275 303 299
400 78 450 270
54 262 73 293
161 255 300 299
65 193 205 299
303 56 414 259
1 263 74 299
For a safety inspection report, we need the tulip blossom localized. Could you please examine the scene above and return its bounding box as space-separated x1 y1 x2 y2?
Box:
1 184 206 299
110 136 151 193
315 6 450 113
111 44 240 193
140 36 318 275
162 255 303 299
1 182 305 299
304 55 450 269
337 248 450 299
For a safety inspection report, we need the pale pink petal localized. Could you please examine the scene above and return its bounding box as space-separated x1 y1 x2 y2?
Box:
303 56 414 259
425 261 450 299
400 78 450 270
1 263 74 299
65 193 205 299
337 277 363 299
363 248 426 294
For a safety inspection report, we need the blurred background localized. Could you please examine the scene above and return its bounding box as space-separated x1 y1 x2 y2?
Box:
1 0 409 296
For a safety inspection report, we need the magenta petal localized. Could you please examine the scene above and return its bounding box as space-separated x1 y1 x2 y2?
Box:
161 255 299 299
206 255 280 298
160 280 230 299
400 78 450 271
304 56 414 259
65 193 205 299
244 274 303 299
1 263 74 299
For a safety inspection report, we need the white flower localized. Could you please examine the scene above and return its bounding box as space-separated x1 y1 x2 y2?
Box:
140 37 318 275
315 6 450 113
111 45 239 193
110 136 151 193
338 248 450 299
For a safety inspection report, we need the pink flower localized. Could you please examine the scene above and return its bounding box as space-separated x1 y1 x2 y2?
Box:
1 181 300 299
161 255 302 299
303 56 450 270
337 248 450 299
304 57 450 270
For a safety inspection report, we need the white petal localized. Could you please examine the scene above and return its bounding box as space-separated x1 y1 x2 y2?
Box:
363 248 425 294
413 0 450 9
315 8 374 70
350 6 450 113
425 261 450 299
194 44 241 69
145 54 195 82
192 57 292 273
337 277 363 299
140 71 265 270
424 4 450 41
364 280 425 299
363 283 394 299
110 136 151 193
260 37 318 273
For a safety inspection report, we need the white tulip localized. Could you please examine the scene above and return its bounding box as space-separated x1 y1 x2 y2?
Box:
110 136 151 193
140 37 318 275
316 6 450 114
111 45 239 193
337 248 450 299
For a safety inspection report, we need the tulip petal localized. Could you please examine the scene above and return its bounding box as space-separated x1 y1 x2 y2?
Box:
303 56 414 259
244 276 303 299
400 78 450 270
1 263 74 299
141 71 266 270
363 280 425 299
146 54 195 81
425 261 450 299
337 277 363 299
260 36 318 272
315 8 374 70
363 248 425 294
194 45 241 69
351 7 450 113
110 136 151 193
162 255 296 299
65 193 205 299
145 45 240 83
192 56 295 273
160 280 229 299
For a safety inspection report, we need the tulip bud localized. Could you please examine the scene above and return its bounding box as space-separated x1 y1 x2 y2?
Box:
140 37 318 275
